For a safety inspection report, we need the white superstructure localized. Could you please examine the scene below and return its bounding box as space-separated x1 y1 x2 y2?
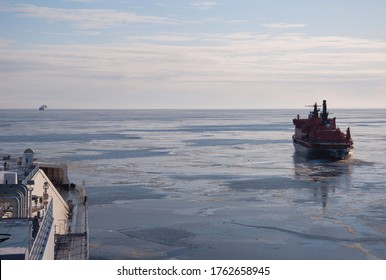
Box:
0 149 88 260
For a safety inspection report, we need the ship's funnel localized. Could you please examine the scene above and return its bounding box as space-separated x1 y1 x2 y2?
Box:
321 100 328 124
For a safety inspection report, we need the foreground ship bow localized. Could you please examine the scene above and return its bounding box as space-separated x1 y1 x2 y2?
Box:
0 149 88 260
293 100 353 159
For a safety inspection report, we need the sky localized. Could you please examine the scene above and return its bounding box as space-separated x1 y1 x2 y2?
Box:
1 0 386 109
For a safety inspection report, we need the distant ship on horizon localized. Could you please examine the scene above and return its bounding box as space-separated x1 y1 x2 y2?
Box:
39 105 47 111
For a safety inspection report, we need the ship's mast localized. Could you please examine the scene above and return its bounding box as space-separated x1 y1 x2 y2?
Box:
309 102 319 118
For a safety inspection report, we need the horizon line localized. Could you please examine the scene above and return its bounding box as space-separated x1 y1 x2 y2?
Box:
1 107 385 110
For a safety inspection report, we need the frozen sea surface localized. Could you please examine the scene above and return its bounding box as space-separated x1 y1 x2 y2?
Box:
1 109 386 259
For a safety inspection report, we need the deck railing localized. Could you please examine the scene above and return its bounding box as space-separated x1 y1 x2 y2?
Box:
29 200 54 260
22 164 40 185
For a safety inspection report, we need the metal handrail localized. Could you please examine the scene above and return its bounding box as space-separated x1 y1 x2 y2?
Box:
22 165 40 185
29 200 54 260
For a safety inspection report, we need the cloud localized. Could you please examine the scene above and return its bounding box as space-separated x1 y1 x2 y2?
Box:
6 4 174 30
1 32 386 85
263 22 306 29
191 2 218 10
228 19 249 24
63 0 104 2
0 38 12 48
1 31 386 108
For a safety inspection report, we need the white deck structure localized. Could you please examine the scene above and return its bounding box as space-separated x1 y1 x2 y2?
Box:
0 149 88 260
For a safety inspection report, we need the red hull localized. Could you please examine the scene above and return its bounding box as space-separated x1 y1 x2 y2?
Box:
293 136 352 159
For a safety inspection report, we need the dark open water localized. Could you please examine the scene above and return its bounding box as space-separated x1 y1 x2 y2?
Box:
1 109 386 259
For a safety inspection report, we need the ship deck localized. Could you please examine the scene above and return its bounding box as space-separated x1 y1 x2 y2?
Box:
55 186 89 260
0 219 31 259
55 232 88 260
1 150 89 260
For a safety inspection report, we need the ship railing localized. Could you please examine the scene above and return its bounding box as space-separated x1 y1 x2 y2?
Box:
29 199 54 260
84 189 89 260
22 164 40 185
73 183 89 259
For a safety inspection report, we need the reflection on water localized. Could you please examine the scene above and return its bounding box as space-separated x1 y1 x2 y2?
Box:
293 154 353 210
293 153 353 181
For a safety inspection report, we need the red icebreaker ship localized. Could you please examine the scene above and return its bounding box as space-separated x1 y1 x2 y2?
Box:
292 100 354 159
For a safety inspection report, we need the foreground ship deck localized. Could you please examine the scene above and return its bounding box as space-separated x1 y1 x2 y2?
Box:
0 149 88 260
